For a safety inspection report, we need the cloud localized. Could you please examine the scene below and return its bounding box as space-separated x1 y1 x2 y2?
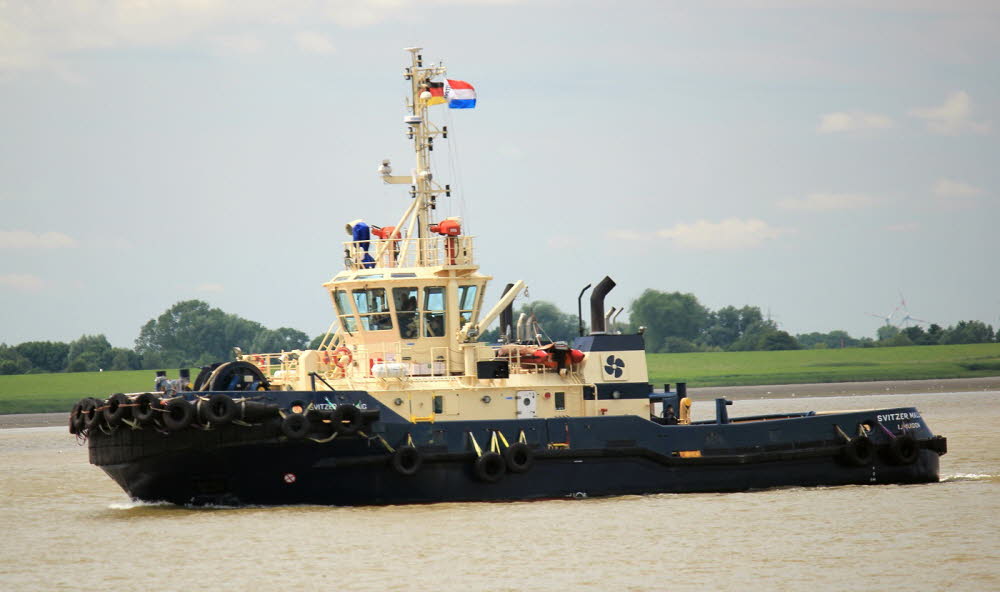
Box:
0 273 44 292
0 1 526 74
932 178 984 198
909 91 991 135
197 283 225 293
0 230 78 249
655 218 790 251
776 193 876 211
294 31 335 55
817 111 893 133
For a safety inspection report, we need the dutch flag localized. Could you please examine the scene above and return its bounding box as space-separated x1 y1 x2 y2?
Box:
444 79 476 109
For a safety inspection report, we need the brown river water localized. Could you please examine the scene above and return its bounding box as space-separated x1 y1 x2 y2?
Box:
1 391 998 591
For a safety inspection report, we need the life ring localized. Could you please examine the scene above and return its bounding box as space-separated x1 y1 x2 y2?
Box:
163 399 195 431
391 445 423 476
332 404 363 435
321 351 331 365
333 347 353 369
281 413 310 439
886 434 919 465
474 452 506 483
503 442 534 473
839 436 874 466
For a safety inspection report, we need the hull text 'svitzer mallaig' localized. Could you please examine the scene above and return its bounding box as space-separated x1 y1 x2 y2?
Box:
70 49 947 506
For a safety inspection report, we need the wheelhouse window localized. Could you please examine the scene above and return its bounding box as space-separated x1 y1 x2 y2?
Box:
353 288 393 331
334 290 357 332
393 287 419 339
423 287 446 337
458 285 478 326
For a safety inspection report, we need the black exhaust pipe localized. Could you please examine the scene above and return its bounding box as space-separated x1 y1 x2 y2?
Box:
589 276 616 335
499 283 515 343
577 283 592 337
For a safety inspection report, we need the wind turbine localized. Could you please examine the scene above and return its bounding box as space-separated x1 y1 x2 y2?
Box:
866 305 899 326
895 291 928 327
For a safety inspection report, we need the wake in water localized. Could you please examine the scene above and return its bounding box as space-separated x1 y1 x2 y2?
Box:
941 473 1000 483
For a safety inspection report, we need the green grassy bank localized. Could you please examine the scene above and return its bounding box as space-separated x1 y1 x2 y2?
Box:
0 369 198 415
1 343 999 414
646 343 1000 387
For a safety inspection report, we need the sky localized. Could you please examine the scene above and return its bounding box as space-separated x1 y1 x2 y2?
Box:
2 0 999 348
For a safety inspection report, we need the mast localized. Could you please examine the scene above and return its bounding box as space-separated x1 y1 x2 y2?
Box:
380 47 450 265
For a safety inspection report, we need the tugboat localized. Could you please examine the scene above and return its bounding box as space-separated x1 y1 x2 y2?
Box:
71 48 947 506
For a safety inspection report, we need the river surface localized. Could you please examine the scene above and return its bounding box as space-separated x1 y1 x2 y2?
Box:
1 391 998 591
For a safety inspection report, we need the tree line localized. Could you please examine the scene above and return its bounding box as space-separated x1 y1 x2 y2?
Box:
1 294 996 375
0 300 315 375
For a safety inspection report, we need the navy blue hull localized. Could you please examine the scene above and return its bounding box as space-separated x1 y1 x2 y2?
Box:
87 391 945 506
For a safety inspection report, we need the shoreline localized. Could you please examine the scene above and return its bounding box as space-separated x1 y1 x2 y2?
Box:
2 376 997 430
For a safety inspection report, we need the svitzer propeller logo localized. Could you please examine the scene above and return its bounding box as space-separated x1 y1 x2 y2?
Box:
604 355 625 378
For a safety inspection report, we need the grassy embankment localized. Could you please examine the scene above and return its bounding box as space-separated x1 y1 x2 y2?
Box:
646 342 1000 387
1 344 999 414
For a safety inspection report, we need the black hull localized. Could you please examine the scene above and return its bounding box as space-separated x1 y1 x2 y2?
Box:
87 391 946 507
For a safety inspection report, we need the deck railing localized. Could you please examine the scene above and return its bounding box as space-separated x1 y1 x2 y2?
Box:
343 235 475 270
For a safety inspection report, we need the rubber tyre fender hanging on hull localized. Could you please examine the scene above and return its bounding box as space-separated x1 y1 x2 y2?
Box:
503 442 534 473
69 399 87 434
163 399 195 431
103 393 131 427
133 393 160 425
332 405 364 435
83 398 103 431
839 436 874 466
474 452 506 483
281 413 310 439
201 394 238 425
885 434 920 465
391 445 423 476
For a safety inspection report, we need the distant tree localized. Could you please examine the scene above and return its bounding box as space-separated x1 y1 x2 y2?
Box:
66 351 102 372
308 334 326 349
135 300 265 367
662 336 700 353
924 323 944 344
629 290 711 353
758 330 801 351
109 348 143 371
520 301 582 343
700 306 765 349
901 325 926 345
729 320 777 351
0 344 32 375
796 330 860 349
14 341 70 372
940 320 995 345
250 327 310 352
67 335 114 370
876 325 900 342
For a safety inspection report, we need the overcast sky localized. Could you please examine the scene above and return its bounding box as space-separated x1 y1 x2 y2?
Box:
2 0 999 348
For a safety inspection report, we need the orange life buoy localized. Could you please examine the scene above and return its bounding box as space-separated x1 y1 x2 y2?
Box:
333 347 353 369
321 351 331 365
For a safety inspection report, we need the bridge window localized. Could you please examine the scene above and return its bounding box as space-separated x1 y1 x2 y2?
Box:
353 288 393 331
458 285 478 325
393 287 419 339
334 290 357 332
423 287 446 337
